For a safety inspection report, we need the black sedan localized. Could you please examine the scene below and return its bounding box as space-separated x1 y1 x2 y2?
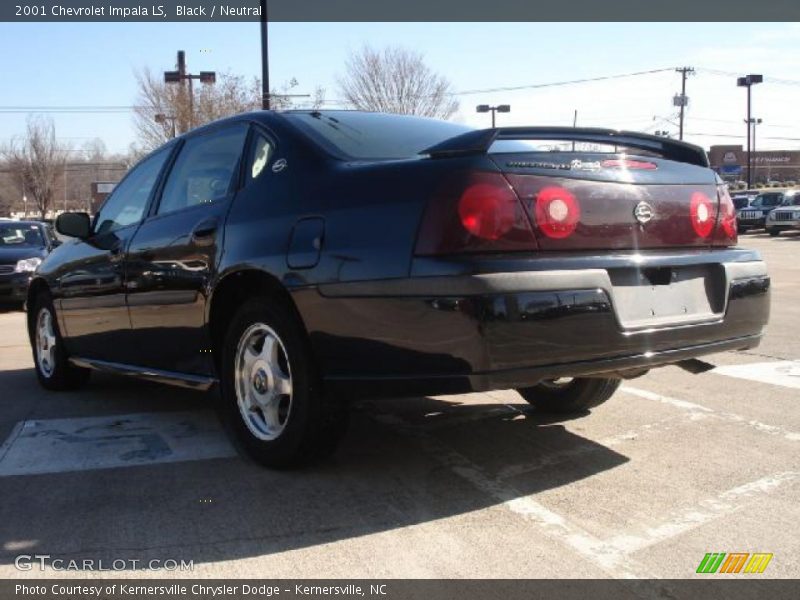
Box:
0 220 59 306
27 111 770 468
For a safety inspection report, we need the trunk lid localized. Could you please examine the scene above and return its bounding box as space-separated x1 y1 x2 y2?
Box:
493 151 720 251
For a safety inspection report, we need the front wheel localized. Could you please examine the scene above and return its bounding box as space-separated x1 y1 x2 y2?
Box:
516 377 621 414
29 293 90 390
219 297 348 468
767 227 781 237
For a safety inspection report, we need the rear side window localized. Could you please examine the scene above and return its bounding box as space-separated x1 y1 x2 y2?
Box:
285 111 472 160
247 133 274 184
157 124 248 215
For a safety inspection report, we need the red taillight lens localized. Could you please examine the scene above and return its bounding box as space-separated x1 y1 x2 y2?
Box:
415 172 538 255
690 191 715 238
534 186 581 239
458 181 517 240
713 185 738 246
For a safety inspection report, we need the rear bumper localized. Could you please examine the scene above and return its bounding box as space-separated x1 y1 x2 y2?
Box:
294 248 769 398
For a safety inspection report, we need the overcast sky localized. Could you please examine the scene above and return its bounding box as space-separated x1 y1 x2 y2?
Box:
0 22 798 155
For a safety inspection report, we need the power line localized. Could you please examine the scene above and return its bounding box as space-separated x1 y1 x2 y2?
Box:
697 68 800 86
448 68 675 97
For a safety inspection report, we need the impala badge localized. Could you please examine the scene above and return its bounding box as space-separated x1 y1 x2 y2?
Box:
634 201 654 225
272 158 288 173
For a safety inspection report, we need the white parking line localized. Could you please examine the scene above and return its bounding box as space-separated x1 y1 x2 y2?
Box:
372 413 654 579
606 471 800 554
713 360 800 390
0 411 236 476
621 386 800 442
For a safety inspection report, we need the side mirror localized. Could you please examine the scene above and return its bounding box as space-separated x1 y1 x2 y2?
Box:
56 212 91 239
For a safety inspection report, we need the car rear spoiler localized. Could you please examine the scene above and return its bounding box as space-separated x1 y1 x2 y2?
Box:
421 127 710 167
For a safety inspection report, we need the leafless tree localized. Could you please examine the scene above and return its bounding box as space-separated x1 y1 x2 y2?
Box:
1 117 70 220
338 46 459 119
133 68 326 152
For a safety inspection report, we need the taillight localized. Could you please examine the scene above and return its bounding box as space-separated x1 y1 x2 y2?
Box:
534 186 581 239
712 185 738 246
415 172 538 255
690 191 715 238
458 180 517 240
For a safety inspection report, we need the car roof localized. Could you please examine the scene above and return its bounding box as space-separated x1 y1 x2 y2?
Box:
0 220 46 226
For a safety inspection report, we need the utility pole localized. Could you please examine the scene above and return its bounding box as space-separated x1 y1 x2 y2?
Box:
747 117 763 184
572 109 578 151
674 67 694 141
260 0 270 109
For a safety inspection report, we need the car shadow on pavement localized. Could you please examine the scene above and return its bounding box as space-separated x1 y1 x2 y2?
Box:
0 366 628 569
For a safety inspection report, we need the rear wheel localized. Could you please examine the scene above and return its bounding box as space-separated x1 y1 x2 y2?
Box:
29 293 90 390
767 227 781 237
219 297 348 468
517 377 621 414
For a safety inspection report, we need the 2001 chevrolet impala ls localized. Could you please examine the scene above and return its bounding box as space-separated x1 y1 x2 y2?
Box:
27 111 770 467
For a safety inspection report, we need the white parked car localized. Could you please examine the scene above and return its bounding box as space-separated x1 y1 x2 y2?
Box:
766 191 800 236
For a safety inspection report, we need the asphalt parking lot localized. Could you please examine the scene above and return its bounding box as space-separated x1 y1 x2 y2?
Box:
0 232 798 580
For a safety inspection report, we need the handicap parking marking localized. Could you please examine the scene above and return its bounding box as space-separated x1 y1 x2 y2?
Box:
0 410 236 477
712 360 800 390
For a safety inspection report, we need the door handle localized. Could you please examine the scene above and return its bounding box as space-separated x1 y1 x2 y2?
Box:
191 218 219 244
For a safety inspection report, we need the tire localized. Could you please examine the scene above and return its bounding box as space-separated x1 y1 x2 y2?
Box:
219 297 348 468
516 377 621 414
767 228 780 237
29 292 91 391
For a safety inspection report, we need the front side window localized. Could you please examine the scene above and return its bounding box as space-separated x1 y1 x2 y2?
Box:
94 147 171 235
157 124 248 215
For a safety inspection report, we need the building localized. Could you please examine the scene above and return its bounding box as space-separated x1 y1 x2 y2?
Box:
708 145 800 184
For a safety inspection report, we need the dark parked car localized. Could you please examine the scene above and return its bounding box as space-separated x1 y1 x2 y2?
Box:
27 111 770 467
0 220 59 306
737 191 785 232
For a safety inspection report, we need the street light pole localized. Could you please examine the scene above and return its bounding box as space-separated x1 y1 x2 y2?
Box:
260 0 270 110
737 74 763 189
476 104 511 128
165 51 216 134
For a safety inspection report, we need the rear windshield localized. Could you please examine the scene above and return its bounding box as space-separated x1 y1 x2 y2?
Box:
284 111 473 160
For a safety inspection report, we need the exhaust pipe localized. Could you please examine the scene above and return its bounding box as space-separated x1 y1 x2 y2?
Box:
676 358 716 374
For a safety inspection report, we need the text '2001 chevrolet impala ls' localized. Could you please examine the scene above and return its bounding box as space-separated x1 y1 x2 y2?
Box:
26 111 770 467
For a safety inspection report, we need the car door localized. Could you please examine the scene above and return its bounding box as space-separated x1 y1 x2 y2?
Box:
125 122 249 375
57 146 174 362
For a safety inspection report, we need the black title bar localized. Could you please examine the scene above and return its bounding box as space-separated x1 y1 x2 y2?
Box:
3 0 800 22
